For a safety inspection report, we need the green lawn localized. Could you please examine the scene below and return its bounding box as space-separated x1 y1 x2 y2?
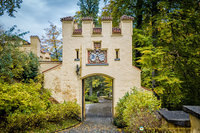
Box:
85 101 93 104
28 119 80 133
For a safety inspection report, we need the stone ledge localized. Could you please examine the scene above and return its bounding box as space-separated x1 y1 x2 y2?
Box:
72 35 83 37
183 106 200 119
86 63 109 66
111 34 123 37
158 110 190 127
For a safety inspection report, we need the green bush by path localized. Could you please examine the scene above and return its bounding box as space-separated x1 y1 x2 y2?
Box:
113 92 130 128
0 82 81 132
85 94 99 103
114 88 161 132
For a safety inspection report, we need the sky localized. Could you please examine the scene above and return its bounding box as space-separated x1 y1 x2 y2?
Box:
0 0 104 42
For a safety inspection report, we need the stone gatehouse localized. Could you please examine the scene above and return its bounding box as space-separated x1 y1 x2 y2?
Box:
29 15 144 118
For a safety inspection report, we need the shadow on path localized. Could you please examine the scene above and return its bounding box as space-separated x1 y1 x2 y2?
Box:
59 99 120 133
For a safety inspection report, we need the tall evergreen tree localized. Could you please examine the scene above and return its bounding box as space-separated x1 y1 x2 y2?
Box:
77 0 100 24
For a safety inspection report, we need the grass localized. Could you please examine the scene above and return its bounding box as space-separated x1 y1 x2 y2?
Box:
103 96 113 100
28 119 80 133
85 101 93 104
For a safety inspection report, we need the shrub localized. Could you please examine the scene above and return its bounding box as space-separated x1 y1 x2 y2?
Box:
47 101 81 122
113 92 130 128
114 88 161 132
6 112 46 132
85 94 99 103
85 94 90 101
0 82 81 132
0 26 39 84
0 82 50 116
89 94 99 103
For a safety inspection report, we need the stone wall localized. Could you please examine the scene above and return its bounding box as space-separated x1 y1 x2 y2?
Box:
39 61 62 73
53 16 143 118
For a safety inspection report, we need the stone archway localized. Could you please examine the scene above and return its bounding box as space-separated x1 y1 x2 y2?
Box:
81 73 114 120
41 16 143 121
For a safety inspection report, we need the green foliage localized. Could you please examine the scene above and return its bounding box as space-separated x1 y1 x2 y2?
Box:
0 82 50 116
114 88 161 132
0 25 39 83
103 0 200 109
85 75 112 97
101 0 148 27
0 0 23 17
0 82 81 132
47 101 81 122
22 52 39 81
85 94 99 103
103 76 112 96
42 22 62 61
134 1 200 108
77 0 100 25
0 25 80 132
114 92 129 128
134 28 183 109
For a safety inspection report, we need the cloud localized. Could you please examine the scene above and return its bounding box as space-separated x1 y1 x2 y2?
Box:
0 0 104 42
0 0 79 41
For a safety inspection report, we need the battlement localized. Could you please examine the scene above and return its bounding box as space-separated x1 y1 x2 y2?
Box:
61 15 134 37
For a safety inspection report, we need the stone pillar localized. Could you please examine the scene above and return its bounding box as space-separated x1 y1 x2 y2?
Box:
120 15 134 36
60 16 74 65
61 16 74 38
30 35 40 57
82 17 93 36
101 17 112 36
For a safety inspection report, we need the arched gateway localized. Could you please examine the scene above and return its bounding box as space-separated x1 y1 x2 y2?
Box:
41 16 142 119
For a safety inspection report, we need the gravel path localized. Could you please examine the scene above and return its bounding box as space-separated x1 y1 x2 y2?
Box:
59 99 121 133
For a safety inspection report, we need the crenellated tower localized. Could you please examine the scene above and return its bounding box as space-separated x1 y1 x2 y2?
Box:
43 15 143 119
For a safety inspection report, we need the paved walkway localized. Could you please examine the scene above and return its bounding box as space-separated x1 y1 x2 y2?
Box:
59 99 120 133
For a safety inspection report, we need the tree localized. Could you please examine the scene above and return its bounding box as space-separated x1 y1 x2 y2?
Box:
0 25 39 83
0 0 23 17
74 11 82 27
102 0 200 109
85 75 112 97
77 0 100 25
42 22 62 61
85 76 104 96
135 0 200 109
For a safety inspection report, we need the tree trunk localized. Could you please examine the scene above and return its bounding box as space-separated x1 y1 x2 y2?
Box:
89 82 93 96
